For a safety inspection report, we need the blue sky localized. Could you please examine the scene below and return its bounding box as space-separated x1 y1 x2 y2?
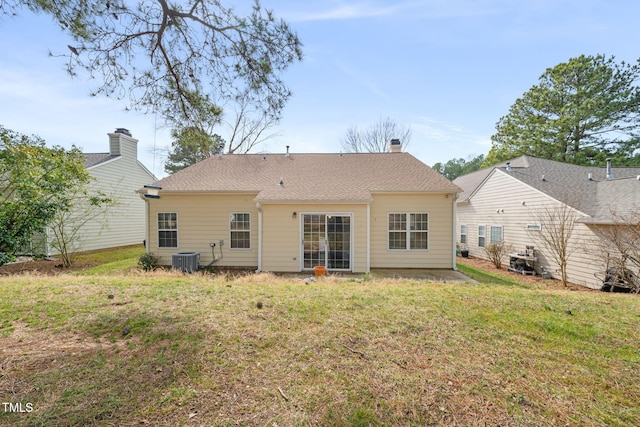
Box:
1 1 638 178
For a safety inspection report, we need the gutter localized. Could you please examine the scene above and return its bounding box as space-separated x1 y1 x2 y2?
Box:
254 198 374 205
576 217 630 225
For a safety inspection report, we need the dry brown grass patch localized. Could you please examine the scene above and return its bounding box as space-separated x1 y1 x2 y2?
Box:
1 271 639 425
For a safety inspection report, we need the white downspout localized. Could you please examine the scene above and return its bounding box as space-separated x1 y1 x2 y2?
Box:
452 194 458 271
140 185 161 257
366 203 371 273
256 203 263 273
145 200 150 255
44 226 52 258
138 191 151 255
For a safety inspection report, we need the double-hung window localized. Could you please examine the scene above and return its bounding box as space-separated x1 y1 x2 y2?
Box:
460 224 467 244
158 212 178 248
478 225 486 248
388 213 429 250
490 226 504 244
230 213 251 249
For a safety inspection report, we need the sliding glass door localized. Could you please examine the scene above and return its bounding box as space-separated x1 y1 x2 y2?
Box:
302 214 351 271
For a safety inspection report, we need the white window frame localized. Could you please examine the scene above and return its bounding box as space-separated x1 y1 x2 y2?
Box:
158 212 178 248
299 212 354 271
460 224 467 245
490 226 503 244
229 212 251 250
478 225 486 248
387 212 429 251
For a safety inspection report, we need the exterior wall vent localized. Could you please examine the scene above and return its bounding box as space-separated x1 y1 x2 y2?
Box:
172 252 200 273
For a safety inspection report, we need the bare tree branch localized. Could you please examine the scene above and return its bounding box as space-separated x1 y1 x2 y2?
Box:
341 117 412 153
590 206 640 292
223 91 279 154
3 0 303 124
529 200 580 286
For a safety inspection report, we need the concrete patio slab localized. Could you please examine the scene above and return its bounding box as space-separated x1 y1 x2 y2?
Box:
369 269 475 282
278 269 475 282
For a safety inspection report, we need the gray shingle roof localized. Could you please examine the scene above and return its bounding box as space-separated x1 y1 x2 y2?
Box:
151 152 461 202
588 176 640 222
83 153 119 168
453 155 640 222
451 167 493 203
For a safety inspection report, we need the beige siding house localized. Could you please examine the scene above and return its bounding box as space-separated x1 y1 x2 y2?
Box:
454 156 640 289
141 145 461 273
40 129 156 255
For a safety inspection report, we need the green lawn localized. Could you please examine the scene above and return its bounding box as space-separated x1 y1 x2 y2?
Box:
1 249 639 426
71 245 146 275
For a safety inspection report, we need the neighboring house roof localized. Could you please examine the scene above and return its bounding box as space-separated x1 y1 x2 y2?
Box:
83 153 120 168
587 176 640 223
451 167 493 203
83 152 156 181
453 155 640 222
150 152 461 203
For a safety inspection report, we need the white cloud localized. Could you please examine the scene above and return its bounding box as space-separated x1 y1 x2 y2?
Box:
407 115 491 165
412 116 468 141
285 2 405 22
282 0 503 23
333 60 388 101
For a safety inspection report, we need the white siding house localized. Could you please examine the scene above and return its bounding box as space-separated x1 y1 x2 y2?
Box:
454 156 640 289
41 129 156 255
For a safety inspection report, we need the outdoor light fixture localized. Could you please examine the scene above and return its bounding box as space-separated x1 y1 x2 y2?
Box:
144 184 162 199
